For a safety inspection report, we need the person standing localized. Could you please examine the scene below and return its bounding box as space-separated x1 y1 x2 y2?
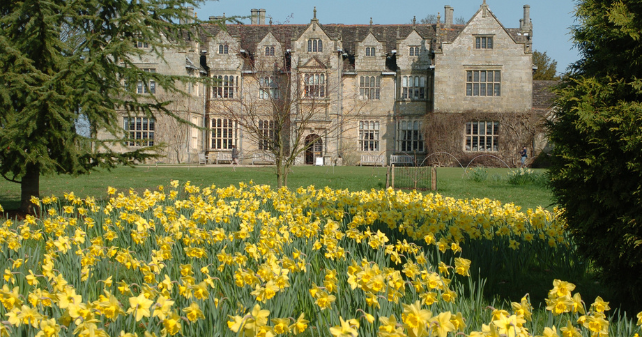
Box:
520 146 527 167
231 145 239 165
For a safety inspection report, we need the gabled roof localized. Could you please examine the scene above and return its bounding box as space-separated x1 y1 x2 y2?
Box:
201 23 466 55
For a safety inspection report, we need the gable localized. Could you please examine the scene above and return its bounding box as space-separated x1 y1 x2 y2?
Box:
403 30 424 45
258 32 280 47
452 5 518 45
214 30 236 44
300 56 328 69
361 33 382 46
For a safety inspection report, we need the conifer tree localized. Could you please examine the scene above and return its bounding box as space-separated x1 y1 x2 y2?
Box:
548 0 642 306
0 0 207 212
532 50 559 80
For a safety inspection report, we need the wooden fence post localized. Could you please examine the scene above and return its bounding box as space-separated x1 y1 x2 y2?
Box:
391 164 395 189
431 166 437 191
385 165 390 188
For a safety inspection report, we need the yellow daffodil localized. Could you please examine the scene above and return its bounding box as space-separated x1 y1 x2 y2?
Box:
290 313 309 334
330 317 358 337
35 318 60 337
548 280 575 299
182 302 205 322
539 326 559 337
560 321 581 337
590 296 610 313
272 318 291 334
126 293 153 322
162 311 182 336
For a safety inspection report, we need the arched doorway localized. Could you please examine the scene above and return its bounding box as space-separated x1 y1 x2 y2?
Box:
305 134 323 165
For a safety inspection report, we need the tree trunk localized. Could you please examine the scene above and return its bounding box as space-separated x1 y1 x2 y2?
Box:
283 168 288 188
20 163 40 214
276 162 283 189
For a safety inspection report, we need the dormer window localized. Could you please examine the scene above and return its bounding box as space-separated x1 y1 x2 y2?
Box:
475 36 493 49
218 44 229 54
265 46 275 56
307 39 323 53
365 47 375 57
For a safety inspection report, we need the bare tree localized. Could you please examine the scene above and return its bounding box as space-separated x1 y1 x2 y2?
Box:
211 61 364 187
155 89 201 164
418 15 466 25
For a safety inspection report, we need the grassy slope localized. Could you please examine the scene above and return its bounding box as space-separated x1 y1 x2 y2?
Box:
0 166 552 211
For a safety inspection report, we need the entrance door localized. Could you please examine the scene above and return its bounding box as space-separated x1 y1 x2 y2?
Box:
305 134 323 164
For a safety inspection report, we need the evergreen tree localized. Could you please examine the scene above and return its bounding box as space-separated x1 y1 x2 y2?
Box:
532 50 559 80
0 0 207 212
548 0 642 306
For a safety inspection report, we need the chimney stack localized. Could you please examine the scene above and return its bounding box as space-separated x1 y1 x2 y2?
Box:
180 7 194 24
520 5 532 31
251 9 259 24
444 6 454 28
258 9 266 25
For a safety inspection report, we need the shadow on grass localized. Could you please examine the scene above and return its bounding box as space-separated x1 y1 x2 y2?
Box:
0 193 20 212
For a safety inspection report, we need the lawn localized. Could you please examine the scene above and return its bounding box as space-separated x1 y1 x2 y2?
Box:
0 165 553 211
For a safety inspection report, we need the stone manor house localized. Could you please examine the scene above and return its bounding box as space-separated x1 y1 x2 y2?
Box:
111 1 552 167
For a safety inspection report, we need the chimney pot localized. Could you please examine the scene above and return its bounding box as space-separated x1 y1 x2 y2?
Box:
521 5 532 31
444 6 453 28
251 9 259 25
259 9 266 25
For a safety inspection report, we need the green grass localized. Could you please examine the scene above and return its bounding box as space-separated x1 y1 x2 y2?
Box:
0 165 553 211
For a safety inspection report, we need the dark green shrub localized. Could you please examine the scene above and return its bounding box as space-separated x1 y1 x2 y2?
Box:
547 0 642 310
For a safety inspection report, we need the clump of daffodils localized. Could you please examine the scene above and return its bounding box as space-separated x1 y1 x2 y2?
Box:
0 182 635 337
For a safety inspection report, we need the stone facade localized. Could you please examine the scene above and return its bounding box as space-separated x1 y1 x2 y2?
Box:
116 1 539 166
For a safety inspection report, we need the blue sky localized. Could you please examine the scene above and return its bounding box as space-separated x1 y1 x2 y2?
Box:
195 0 580 75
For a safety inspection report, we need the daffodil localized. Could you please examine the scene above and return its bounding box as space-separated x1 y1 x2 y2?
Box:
560 321 581 337
548 280 575 299
162 311 182 336
126 293 153 322
539 326 559 337
182 302 205 322
315 290 336 310
546 295 573 315
590 296 610 313
329 317 358 337
290 313 309 334
272 318 291 334
402 301 432 337
454 258 471 276
35 318 60 337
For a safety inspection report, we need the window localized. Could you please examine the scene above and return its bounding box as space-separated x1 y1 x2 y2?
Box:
409 46 420 56
137 69 156 94
466 70 501 96
259 76 279 99
465 121 499 152
360 76 381 100
401 76 426 99
265 46 275 56
303 73 325 98
359 121 380 152
136 41 149 48
212 75 239 99
365 47 375 57
475 36 493 49
397 120 424 152
124 117 155 147
307 39 323 52
258 120 275 150
211 118 237 150
218 44 229 54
